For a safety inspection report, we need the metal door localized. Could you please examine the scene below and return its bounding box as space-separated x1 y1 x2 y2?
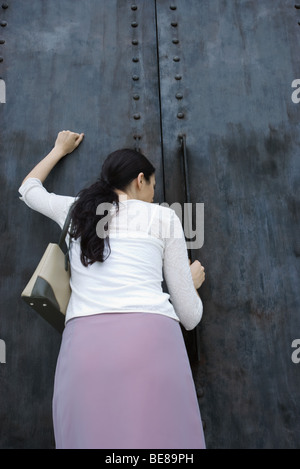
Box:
1 0 300 449
156 0 300 449
0 0 163 449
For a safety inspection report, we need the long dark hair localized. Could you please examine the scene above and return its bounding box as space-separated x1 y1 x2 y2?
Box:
69 148 155 267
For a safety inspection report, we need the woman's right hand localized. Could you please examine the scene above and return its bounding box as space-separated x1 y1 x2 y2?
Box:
54 130 85 157
190 260 205 290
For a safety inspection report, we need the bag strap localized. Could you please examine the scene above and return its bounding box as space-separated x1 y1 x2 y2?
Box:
58 204 73 249
58 205 74 271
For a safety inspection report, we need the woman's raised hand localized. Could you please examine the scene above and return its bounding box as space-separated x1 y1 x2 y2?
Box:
189 260 205 290
54 130 85 156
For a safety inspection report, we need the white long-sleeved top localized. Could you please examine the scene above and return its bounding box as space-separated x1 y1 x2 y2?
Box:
18 178 203 330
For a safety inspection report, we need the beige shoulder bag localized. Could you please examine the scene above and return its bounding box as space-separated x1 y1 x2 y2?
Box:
21 207 73 333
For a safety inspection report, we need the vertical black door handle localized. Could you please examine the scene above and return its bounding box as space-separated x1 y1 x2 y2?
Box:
179 134 201 362
179 134 191 205
179 134 193 261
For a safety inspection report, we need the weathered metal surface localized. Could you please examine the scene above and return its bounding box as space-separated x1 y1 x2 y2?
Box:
157 0 300 449
1 0 300 450
0 0 162 448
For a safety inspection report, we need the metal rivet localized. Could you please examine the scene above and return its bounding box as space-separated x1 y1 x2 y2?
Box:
132 75 139 81
132 57 139 63
176 93 183 100
2 3 8 9
29 302 34 306
0 21 7 27
171 21 178 27
175 74 182 80
173 56 180 62
0 39 5 44
132 39 139 45
170 5 177 10
177 112 185 119
131 21 138 28
133 113 141 120
131 4 138 10
172 38 179 44
42 303 48 307
133 93 140 100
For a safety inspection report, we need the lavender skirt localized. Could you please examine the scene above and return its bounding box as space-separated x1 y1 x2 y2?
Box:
52 313 206 449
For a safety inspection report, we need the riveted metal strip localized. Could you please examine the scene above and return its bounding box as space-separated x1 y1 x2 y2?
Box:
0 1 8 103
131 2 142 151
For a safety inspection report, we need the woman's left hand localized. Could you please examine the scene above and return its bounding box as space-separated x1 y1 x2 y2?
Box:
54 130 85 156
189 259 205 290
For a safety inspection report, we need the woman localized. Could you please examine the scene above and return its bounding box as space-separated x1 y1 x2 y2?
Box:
19 130 206 450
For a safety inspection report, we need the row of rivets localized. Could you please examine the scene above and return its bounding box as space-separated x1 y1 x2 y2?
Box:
0 3 8 65
131 5 142 149
170 4 185 119
130 3 184 139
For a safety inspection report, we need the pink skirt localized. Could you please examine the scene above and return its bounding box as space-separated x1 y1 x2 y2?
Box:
52 312 206 449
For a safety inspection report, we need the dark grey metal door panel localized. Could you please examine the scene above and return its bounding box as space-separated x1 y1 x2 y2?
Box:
2 0 300 450
157 0 300 448
0 0 162 448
